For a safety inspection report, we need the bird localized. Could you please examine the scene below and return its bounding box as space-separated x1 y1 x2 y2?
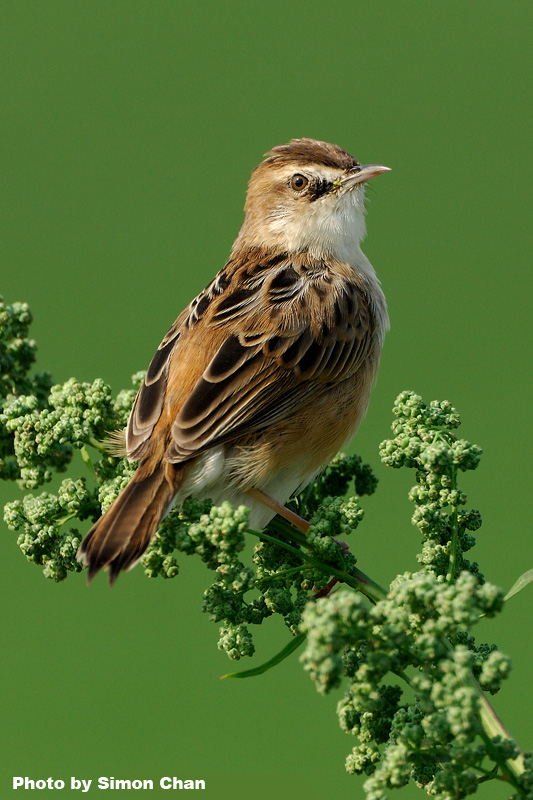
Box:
78 138 390 585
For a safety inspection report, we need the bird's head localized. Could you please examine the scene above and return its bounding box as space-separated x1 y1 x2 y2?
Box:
233 138 390 265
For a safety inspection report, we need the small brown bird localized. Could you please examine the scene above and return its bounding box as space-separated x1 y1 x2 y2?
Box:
78 138 390 584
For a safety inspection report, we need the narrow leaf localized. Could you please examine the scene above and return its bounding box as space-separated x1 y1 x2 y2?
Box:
504 568 533 602
220 632 306 680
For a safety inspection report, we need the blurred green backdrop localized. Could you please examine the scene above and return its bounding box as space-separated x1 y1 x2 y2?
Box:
1 2 531 798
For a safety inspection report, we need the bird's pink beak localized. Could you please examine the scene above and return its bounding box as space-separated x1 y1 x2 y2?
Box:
342 164 391 189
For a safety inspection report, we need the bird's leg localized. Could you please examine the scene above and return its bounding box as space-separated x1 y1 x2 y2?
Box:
311 538 350 597
313 577 339 598
246 487 310 534
247 489 351 600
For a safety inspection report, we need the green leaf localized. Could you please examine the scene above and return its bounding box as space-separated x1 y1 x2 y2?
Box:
220 632 306 679
504 568 533 602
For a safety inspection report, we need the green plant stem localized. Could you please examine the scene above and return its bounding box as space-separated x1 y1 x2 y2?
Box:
440 638 525 785
255 566 306 586
247 527 387 603
267 516 309 546
79 444 95 476
88 436 108 453
476 722 523 792
472 764 498 780
476 685 525 782
57 512 77 530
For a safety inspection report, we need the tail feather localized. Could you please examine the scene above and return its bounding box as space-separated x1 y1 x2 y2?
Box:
78 463 182 585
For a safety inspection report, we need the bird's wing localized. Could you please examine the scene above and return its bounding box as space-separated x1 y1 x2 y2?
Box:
126 252 377 463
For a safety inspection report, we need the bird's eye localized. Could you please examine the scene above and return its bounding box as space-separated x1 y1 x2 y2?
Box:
290 174 309 191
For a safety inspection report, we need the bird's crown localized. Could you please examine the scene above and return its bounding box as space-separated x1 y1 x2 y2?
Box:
260 138 360 171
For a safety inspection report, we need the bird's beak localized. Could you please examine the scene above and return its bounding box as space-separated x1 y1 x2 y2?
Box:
341 164 391 190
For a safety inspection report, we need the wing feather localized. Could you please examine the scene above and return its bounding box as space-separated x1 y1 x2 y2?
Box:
126 252 376 465
126 322 183 458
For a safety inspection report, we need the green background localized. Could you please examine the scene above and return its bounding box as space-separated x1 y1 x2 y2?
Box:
1 2 531 798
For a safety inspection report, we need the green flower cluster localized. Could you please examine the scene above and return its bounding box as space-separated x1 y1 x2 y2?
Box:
2 378 122 488
1 299 147 578
0 297 52 481
301 573 511 798
379 392 483 581
288 451 378 517
141 457 375 658
297 391 531 798
4 478 95 581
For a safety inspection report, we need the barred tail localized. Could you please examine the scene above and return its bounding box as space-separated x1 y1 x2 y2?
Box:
78 462 182 586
